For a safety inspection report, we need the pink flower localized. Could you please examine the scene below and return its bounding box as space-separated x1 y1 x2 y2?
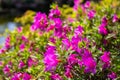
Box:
30 25 37 32
65 65 72 78
101 17 108 26
3 65 10 74
23 73 31 80
87 10 96 20
44 46 59 71
74 26 84 37
18 60 25 69
84 1 91 8
0 48 5 54
62 38 71 50
100 51 111 69
53 18 62 29
49 6 61 19
98 23 108 35
73 0 81 11
20 43 25 51
11 72 31 80
108 72 117 80
31 12 48 31
53 18 63 38
47 24 55 32
21 36 28 42
71 36 81 51
11 72 22 80
17 27 22 33
5 36 11 49
67 54 78 65
83 57 96 74
49 37 56 43
78 59 83 68
51 74 63 80
27 57 37 67
112 14 118 23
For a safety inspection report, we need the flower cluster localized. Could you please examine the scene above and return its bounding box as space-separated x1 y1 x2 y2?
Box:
0 0 119 80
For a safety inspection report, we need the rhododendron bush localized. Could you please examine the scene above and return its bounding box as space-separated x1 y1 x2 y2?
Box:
0 0 120 80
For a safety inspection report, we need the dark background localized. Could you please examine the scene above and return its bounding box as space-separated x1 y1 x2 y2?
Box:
0 0 100 14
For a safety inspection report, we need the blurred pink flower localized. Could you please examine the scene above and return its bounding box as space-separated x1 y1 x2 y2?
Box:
27 57 38 67
31 12 48 31
84 1 91 8
65 65 72 78
83 57 96 74
62 37 71 50
49 6 61 19
51 74 63 80
11 72 22 80
74 26 84 37
100 51 111 69
3 65 10 74
108 72 117 80
23 73 31 80
87 10 96 20
17 27 22 33
112 14 118 23
44 46 59 71
18 60 25 69
20 43 25 51
98 23 108 35
67 54 78 65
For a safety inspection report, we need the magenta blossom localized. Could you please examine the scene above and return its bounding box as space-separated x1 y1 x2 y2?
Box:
87 10 96 20
53 18 62 29
73 0 81 11
49 37 56 43
100 51 111 69
65 65 72 78
47 24 55 32
53 18 63 38
49 7 61 19
21 36 28 42
27 57 37 67
3 65 10 74
80 49 96 73
62 38 71 50
81 49 92 59
30 25 37 32
0 48 5 54
51 74 63 80
11 72 22 80
84 1 91 8
67 54 78 65
23 73 31 80
18 60 25 69
74 26 84 37
20 43 25 51
101 17 108 26
83 57 96 74
11 72 31 80
71 36 82 51
17 27 22 33
98 23 108 35
108 72 117 80
78 59 83 68
5 36 11 49
43 46 59 71
31 12 48 31
112 14 118 23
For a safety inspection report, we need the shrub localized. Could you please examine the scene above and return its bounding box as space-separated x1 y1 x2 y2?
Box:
0 0 120 80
